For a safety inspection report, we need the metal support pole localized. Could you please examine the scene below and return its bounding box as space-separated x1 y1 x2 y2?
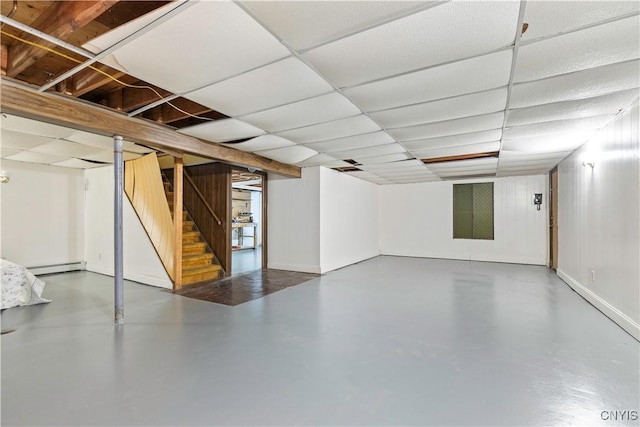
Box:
114 135 124 325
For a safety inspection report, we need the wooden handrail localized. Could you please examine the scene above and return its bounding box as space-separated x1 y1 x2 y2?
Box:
183 170 223 226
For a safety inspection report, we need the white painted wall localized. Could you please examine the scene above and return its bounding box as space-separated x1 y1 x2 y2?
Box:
557 102 639 339
379 175 548 265
84 166 172 288
0 159 84 269
268 167 321 273
319 167 379 273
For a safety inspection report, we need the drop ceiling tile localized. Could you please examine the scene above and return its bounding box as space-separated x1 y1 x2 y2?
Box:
355 153 412 165
412 142 501 159
32 139 104 157
241 1 433 51
371 88 508 129
333 143 406 160
240 93 361 132
1 115 74 139
515 16 640 83
390 175 441 184
345 50 512 111
52 158 106 169
178 119 266 143
496 168 551 177
81 150 142 163
255 145 317 164
389 112 505 142
65 131 118 149
107 1 290 94
377 169 435 179
501 134 588 153
360 159 427 172
343 170 390 183
504 115 612 139
276 115 380 144
510 60 640 108
521 1 639 41
5 151 70 165
1 147 21 158
297 153 340 167
125 144 156 154
1 129 56 150
184 58 333 116
402 129 503 151
303 131 395 153
224 135 294 152
507 89 640 127
302 1 519 87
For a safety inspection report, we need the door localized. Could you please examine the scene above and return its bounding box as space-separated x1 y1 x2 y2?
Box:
550 168 558 270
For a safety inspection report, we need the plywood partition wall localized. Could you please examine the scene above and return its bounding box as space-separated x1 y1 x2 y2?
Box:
125 153 175 281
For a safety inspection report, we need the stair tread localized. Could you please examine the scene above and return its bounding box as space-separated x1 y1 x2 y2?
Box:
183 253 214 260
182 264 222 276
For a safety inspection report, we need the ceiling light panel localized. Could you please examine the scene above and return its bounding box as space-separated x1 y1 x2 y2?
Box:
402 129 503 151
521 1 639 42
501 134 589 153
515 16 640 83
31 140 103 157
5 151 70 165
240 93 361 132
506 89 640 127
302 1 519 88
276 115 381 144
183 58 333 117
412 142 501 159
355 153 412 165
371 88 508 129
389 112 505 142
303 131 395 153
510 60 640 108
107 2 290 94
0 130 56 150
52 159 105 169
333 143 407 160
241 1 433 51
345 50 512 112
255 145 317 164
504 115 613 139
225 135 294 152
178 119 266 143
1 115 74 139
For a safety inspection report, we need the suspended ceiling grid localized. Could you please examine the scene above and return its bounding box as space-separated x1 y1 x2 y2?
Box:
1 1 639 184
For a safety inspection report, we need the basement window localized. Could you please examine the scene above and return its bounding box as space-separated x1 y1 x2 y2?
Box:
453 183 494 240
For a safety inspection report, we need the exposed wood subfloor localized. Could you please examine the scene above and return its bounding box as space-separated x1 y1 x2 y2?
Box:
172 268 319 306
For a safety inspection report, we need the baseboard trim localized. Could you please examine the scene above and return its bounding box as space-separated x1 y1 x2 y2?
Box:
31 261 85 275
379 251 545 266
320 251 381 274
85 264 172 289
557 269 640 341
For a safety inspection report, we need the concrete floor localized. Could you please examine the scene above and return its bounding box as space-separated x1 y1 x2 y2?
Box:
232 245 262 275
1 256 638 426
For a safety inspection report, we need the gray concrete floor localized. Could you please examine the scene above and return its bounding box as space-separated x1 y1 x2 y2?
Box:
1 256 638 426
232 245 262 275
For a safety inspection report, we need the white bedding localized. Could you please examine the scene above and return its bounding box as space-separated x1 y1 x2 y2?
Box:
1 259 51 309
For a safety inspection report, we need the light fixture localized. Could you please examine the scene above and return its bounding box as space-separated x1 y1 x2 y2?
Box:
0 170 9 184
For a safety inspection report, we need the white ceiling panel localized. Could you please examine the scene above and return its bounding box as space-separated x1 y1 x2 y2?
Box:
276 115 380 144
504 115 613 139
376 169 435 179
355 153 412 165
402 129 503 151
412 142 501 160
184 57 333 116
297 153 340 167
81 150 142 163
225 135 294 152
342 170 390 182
178 119 266 143
1 147 22 158
241 93 361 132
255 145 317 164
499 151 572 163
515 16 640 83
389 112 505 142
65 131 118 149
502 134 589 153
302 1 519 87
496 168 551 177
1 115 74 139
241 1 433 51
332 143 406 160
107 2 290 94
303 131 395 153
0 129 56 150
521 1 639 42
507 89 639 127
360 159 426 172
5 151 70 164
125 144 156 154
32 139 103 157
510 60 640 108
389 175 440 184
371 88 508 128
345 50 512 111
52 158 106 169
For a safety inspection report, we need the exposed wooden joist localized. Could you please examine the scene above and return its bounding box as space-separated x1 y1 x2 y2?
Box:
71 64 126 97
142 98 215 124
1 78 301 178
7 0 119 78
100 85 172 112
0 44 7 76
421 151 500 164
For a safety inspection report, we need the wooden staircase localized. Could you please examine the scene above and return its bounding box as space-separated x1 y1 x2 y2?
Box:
163 179 224 286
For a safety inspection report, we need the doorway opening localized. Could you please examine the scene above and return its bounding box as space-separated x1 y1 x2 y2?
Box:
550 167 558 270
231 168 266 275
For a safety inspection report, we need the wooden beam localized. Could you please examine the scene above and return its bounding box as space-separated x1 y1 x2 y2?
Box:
7 0 119 78
173 157 183 290
0 78 301 178
421 151 500 164
0 44 7 76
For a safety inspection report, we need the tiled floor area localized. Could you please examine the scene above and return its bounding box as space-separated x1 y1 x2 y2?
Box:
1 256 638 426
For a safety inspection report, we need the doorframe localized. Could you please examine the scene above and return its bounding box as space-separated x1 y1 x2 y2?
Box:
549 167 558 270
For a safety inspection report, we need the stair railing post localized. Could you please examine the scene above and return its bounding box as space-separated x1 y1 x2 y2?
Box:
173 157 183 289
114 135 124 325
